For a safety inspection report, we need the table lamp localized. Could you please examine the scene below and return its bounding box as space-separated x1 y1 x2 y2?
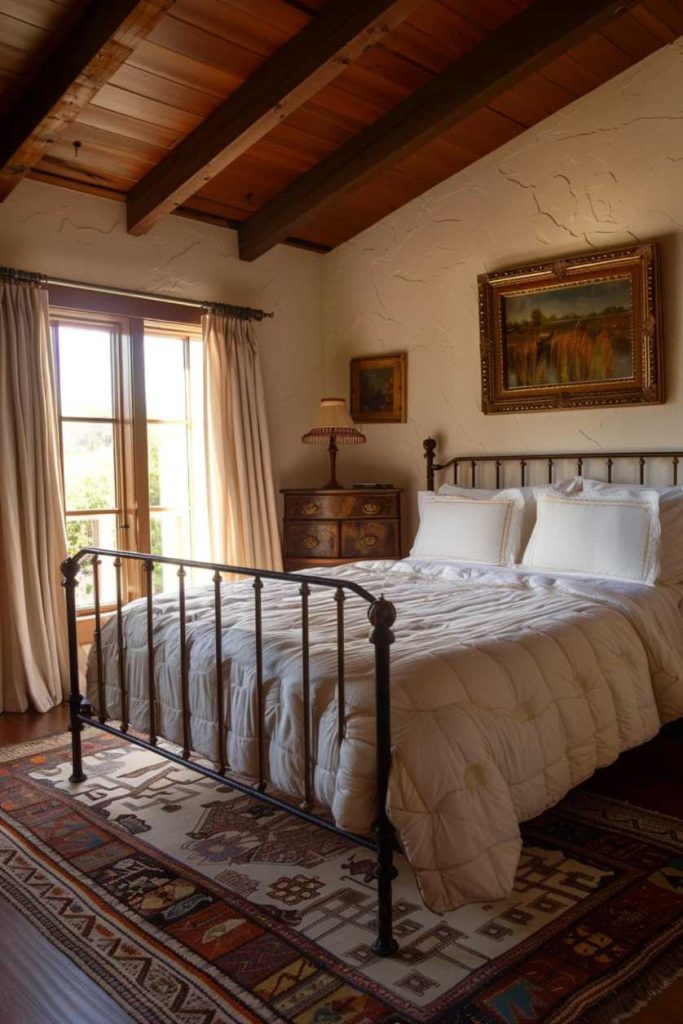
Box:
302 398 366 489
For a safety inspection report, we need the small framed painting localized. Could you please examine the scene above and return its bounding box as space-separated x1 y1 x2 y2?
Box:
479 242 662 414
350 353 406 423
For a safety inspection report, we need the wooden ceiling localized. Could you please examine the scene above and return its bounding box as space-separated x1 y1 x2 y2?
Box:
0 0 682 260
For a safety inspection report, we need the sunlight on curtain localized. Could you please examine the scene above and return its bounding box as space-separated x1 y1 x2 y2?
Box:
203 312 282 572
0 279 68 712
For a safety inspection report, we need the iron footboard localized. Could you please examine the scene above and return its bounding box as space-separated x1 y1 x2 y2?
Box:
61 547 399 955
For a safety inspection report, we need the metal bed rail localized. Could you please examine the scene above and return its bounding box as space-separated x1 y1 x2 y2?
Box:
61 546 399 955
423 437 683 490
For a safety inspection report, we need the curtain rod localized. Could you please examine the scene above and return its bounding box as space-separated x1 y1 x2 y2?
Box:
0 266 274 321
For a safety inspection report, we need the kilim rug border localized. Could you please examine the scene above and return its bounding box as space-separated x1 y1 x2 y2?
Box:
2 731 683 1024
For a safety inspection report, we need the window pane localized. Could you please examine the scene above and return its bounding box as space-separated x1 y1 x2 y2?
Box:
62 421 116 511
58 324 113 418
148 423 189 508
150 510 191 593
189 338 210 560
144 334 186 420
65 514 118 609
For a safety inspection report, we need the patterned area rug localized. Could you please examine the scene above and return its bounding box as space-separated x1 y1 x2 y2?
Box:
2 730 683 1024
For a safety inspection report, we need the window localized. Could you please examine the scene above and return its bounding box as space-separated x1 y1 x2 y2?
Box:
52 308 206 611
53 316 126 610
144 329 207 593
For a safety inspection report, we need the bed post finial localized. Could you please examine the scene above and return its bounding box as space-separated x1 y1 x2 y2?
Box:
424 437 437 491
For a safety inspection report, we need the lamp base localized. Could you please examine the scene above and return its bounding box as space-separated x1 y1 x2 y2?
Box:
321 437 343 490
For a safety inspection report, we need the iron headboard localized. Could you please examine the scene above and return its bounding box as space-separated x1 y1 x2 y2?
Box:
423 437 683 491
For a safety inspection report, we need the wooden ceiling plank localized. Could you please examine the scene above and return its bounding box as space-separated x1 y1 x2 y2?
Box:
601 9 671 58
640 0 683 36
631 6 677 40
238 0 640 261
126 0 421 235
74 104 184 150
0 0 174 200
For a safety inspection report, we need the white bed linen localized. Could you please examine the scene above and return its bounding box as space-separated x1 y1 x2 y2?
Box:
88 558 683 912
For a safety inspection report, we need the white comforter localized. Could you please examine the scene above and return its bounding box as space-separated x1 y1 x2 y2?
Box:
87 558 683 912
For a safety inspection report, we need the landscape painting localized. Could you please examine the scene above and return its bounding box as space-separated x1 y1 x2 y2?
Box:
502 278 633 390
350 353 406 423
478 243 663 413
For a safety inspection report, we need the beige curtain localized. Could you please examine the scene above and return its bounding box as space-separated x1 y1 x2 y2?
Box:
0 277 69 712
203 312 282 571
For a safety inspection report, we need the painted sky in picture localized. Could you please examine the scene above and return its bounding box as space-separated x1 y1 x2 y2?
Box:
504 279 632 323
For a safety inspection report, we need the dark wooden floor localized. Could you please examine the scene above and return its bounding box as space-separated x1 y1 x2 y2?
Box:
0 705 133 1024
1 706 683 1023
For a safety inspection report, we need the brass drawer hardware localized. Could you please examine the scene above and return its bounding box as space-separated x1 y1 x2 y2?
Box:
361 501 381 515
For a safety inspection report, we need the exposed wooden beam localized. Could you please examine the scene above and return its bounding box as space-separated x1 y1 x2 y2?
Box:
0 0 174 201
238 0 639 261
126 0 421 236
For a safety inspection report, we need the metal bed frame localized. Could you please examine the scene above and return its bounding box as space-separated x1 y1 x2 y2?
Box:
63 438 683 955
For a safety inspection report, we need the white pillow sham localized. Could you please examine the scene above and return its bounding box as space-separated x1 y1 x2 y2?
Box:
581 478 683 583
411 490 524 565
522 490 661 585
438 478 581 556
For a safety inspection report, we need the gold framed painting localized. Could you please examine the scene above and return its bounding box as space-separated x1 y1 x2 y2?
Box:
350 353 406 423
479 242 663 414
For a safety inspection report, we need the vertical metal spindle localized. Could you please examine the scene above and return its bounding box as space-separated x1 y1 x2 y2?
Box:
578 457 584 477
92 555 106 724
254 576 266 791
607 457 613 483
114 557 128 733
639 457 645 484
213 571 226 775
470 459 476 487
334 588 346 749
520 458 527 486
178 565 191 759
452 460 458 486
369 596 398 956
673 456 679 486
495 459 501 489
62 557 86 783
143 561 156 746
547 458 553 484
300 581 313 811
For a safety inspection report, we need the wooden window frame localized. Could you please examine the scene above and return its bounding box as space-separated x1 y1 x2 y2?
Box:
50 287 204 630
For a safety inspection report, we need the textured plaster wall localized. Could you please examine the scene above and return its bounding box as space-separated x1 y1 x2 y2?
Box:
0 179 324 498
322 40 683 544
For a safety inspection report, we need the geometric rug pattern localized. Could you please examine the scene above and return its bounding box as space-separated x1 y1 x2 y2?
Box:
1 729 683 1023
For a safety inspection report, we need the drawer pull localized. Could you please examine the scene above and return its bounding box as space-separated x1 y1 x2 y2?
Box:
360 534 379 549
301 501 319 515
361 500 381 515
302 535 320 550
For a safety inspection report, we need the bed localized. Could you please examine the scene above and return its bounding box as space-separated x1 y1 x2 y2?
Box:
63 440 683 951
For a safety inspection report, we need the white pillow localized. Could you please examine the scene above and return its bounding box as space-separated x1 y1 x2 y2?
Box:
522 490 661 584
439 478 581 556
411 490 524 565
581 478 683 583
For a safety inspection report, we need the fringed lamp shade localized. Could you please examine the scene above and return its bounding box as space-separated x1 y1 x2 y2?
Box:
302 398 366 489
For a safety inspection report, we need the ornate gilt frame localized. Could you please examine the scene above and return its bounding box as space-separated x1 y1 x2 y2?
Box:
479 242 662 414
350 352 406 423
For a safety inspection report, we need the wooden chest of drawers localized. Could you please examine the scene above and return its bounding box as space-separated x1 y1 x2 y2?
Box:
281 488 402 571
